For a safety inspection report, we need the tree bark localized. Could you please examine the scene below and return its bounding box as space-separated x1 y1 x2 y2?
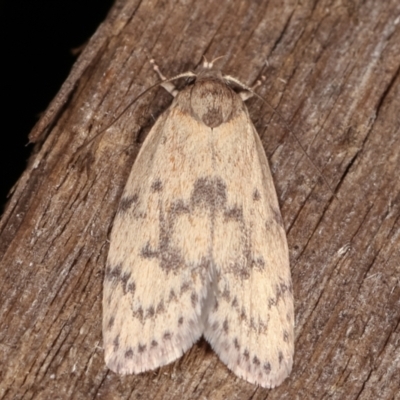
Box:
1 0 400 399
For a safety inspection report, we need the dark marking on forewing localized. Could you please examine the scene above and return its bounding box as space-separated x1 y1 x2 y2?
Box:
170 199 190 215
253 356 260 366
283 330 289 343
221 286 230 301
151 340 158 348
120 272 131 294
279 351 284 364
180 282 191 294
275 282 290 304
253 189 261 201
259 319 268 334
118 194 138 214
139 204 187 273
224 206 243 221
264 362 271 374
147 306 155 318
163 332 172 340
127 281 136 294
107 316 115 329
168 290 177 302
223 319 229 333
113 335 120 351
125 348 133 359
272 206 284 228
105 264 122 281
140 243 158 259
254 256 265 268
268 297 276 309
106 264 136 295
178 317 184 326
232 297 238 307
151 179 163 192
138 344 146 353
132 306 144 323
140 238 184 274
156 300 165 313
191 177 227 210
191 292 199 307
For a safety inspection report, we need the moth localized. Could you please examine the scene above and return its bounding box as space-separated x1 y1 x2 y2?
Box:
102 60 294 388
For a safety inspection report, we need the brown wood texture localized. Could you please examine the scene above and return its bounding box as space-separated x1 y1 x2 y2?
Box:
1 0 400 399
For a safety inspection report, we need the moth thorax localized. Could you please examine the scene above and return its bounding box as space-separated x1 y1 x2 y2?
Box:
190 79 235 128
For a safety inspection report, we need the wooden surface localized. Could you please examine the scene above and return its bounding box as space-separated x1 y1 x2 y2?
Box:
1 0 400 398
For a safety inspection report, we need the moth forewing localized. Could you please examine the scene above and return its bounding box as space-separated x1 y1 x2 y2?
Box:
103 61 294 388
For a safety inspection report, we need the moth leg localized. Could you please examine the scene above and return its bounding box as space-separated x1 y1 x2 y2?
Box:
150 59 179 97
223 74 266 101
239 75 266 101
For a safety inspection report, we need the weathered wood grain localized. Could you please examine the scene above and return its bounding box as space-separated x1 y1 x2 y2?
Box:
1 0 400 399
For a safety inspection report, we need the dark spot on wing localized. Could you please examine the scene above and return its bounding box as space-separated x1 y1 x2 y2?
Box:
268 297 276 309
108 317 115 329
223 319 229 333
170 199 190 214
140 242 159 259
133 307 144 322
147 306 155 318
180 282 190 294
224 206 243 222
121 272 131 294
169 290 177 302
224 207 243 222
243 349 250 361
279 351 284 364
163 332 172 340
106 264 122 281
234 338 240 350
140 242 159 258
264 362 271 374
272 206 284 228
253 189 261 201
156 300 165 313
125 348 133 359
253 356 260 366
178 317 184 326
118 194 138 214
191 177 227 210
232 297 238 307
283 330 289 343
138 344 146 353
255 256 265 268
151 340 158 348
230 260 250 279
127 281 136 294
151 179 163 192
191 292 199 307
113 335 120 351
222 286 230 301
240 308 247 322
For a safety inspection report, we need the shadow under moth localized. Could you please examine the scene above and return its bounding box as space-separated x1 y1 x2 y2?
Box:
102 59 294 388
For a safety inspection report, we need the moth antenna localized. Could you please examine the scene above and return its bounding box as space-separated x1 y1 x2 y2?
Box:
73 67 196 158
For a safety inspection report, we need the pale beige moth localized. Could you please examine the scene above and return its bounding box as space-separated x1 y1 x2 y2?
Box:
102 60 294 388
